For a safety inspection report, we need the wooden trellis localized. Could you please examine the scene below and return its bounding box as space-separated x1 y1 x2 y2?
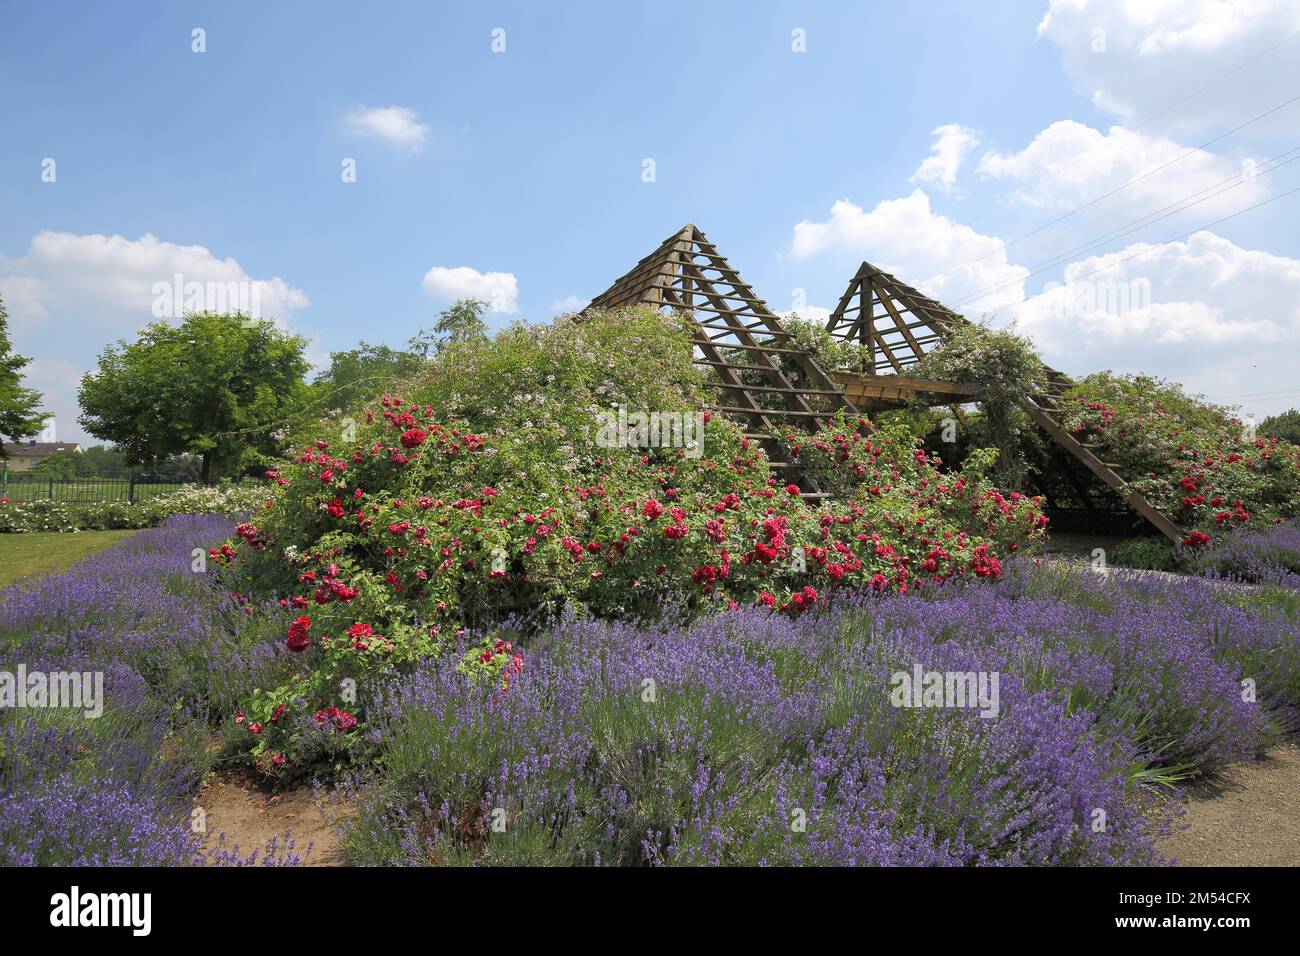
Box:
824 261 963 375
584 229 1186 543
582 224 857 498
823 262 1185 544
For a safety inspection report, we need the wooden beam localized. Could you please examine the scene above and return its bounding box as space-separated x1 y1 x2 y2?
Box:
832 372 978 400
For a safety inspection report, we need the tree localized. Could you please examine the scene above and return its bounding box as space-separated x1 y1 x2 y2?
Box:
311 341 425 412
31 449 79 480
75 445 130 478
79 313 309 484
0 294 49 458
408 299 489 358
1260 408 1300 446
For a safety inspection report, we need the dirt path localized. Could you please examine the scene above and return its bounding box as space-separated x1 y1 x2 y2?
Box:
194 772 350 866
1161 740 1300 866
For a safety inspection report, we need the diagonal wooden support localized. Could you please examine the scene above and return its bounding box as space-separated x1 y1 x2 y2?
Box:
825 261 1186 541
584 224 863 498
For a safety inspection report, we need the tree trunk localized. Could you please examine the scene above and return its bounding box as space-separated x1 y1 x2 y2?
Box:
201 451 213 485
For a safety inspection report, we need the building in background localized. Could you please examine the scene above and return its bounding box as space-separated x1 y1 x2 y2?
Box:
0 440 83 472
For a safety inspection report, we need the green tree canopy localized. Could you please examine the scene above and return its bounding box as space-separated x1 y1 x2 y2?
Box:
311 341 425 413
30 450 79 480
0 294 49 458
408 299 489 358
1260 408 1300 446
78 313 309 483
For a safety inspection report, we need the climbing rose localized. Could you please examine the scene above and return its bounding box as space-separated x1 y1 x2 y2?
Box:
400 428 428 448
286 615 312 652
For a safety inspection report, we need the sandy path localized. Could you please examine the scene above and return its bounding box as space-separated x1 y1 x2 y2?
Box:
1161 740 1300 867
194 773 349 866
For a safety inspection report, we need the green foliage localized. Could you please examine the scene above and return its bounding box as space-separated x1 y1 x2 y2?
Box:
29 445 197 480
1108 537 1181 572
408 299 490 359
30 450 78 480
911 321 1045 488
0 295 49 455
781 316 875 373
78 313 310 483
0 483 266 533
311 342 425 414
1260 408 1300 446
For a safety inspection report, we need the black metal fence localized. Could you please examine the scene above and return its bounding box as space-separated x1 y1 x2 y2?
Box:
0 475 189 504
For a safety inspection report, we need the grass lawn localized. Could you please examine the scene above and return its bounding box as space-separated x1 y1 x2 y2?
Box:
0 529 137 586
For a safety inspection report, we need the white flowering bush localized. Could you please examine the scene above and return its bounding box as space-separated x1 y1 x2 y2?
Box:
0 483 267 533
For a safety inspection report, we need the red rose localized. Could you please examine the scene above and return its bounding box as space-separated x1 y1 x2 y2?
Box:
286 615 312 652
400 428 428 448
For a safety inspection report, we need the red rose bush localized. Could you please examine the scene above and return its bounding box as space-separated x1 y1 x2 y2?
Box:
216 308 1045 775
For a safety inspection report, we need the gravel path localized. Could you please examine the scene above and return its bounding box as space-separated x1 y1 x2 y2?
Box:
1161 740 1300 867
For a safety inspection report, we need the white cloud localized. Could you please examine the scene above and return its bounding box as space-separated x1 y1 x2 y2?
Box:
1036 0 1300 132
0 276 49 332
912 124 980 192
1011 229 1300 415
977 120 1264 215
0 231 310 331
422 265 518 314
790 189 1029 313
345 105 430 153
550 294 586 314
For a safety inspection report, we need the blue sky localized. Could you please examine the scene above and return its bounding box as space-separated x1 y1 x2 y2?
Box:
3 0 1300 444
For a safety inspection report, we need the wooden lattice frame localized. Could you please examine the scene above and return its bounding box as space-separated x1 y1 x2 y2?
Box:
824 261 1183 542
583 231 1184 542
584 224 858 438
823 262 963 374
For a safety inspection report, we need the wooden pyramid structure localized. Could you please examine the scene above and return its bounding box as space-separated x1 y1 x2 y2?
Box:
823 263 1184 544
582 224 857 498
583 228 1185 543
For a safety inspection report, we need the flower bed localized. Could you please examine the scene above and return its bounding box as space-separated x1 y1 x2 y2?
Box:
0 483 268 533
342 561 1295 866
0 516 294 865
211 309 1047 763
7 514 1297 865
1190 521 1300 589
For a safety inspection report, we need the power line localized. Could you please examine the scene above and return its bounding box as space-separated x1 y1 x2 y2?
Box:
943 146 1300 311
917 89 1300 294
978 185 1300 320
947 29 1300 233
1124 28 1300 133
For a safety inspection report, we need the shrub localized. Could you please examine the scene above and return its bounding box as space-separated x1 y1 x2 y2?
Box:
1108 537 1181 572
1059 373 1300 546
1188 521 1300 589
1260 408 1300 446
910 322 1045 487
342 561 1293 866
0 483 266 533
213 309 1049 777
